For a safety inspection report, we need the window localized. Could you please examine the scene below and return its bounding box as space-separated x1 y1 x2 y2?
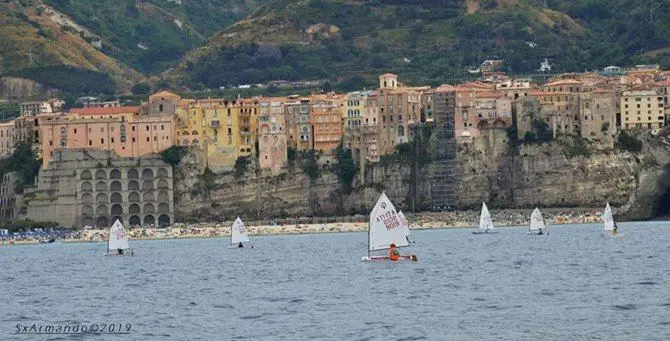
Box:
49 140 53 146
100 127 104 132
89 140 92 146
101 138 104 144
146 125 149 131
146 137 150 142
132 126 136 132
159 104 164 112
154 137 157 141
132 137 136 142
88 128 91 133
161 125 164 130
111 138 115 143
74 128 77 134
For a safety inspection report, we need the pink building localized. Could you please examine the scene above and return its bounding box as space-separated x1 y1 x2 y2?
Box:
39 107 174 168
258 100 287 172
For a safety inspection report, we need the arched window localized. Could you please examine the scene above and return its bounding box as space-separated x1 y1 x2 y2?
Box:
110 181 122 191
127 169 139 179
95 170 107 179
80 170 92 180
129 204 141 214
110 169 121 179
81 181 92 192
95 193 108 204
142 168 154 179
111 192 123 203
95 181 107 191
143 203 155 214
128 192 140 202
128 180 140 191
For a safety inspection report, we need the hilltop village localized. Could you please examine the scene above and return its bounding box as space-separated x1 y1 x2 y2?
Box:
1 65 669 229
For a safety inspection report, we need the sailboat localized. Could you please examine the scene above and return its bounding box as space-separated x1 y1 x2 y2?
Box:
602 203 621 236
397 210 414 244
362 193 417 261
106 219 133 256
473 202 498 234
528 208 548 235
229 217 251 248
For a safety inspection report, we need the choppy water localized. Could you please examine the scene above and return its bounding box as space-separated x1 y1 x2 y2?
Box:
2 222 670 340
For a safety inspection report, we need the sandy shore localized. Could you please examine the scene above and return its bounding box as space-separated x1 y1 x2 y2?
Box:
52 207 613 244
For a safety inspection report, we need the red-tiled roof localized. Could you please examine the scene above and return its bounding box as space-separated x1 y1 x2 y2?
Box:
70 106 141 115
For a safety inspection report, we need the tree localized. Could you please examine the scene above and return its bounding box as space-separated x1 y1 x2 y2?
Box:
334 144 358 194
160 146 188 166
322 80 333 93
0 141 41 188
132 82 151 95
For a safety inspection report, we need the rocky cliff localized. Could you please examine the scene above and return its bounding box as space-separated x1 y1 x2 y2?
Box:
173 129 646 222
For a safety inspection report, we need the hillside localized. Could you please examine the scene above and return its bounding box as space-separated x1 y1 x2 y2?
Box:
42 0 268 74
165 0 670 90
0 0 144 93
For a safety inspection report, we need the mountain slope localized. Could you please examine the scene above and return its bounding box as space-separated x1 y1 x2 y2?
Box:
0 1 144 93
43 0 268 74
166 0 670 90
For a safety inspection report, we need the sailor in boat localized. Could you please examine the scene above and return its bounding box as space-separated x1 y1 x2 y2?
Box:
612 223 618 235
537 228 543 235
238 242 244 248
389 243 401 261
117 248 124 255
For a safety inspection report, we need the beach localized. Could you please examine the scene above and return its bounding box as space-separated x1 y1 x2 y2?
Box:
47 207 613 244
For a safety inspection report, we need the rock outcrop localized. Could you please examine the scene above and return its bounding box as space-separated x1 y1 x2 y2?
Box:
173 131 645 222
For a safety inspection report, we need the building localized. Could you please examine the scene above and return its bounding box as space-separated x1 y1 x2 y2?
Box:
377 73 426 154
311 99 342 157
258 99 287 171
0 120 15 157
25 150 174 228
148 91 181 116
578 90 617 142
0 173 20 221
620 89 665 133
284 96 312 151
175 98 255 171
20 99 64 116
76 97 121 108
39 106 174 168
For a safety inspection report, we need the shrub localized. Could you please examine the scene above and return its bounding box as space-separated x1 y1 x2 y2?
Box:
160 146 188 166
616 131 642 153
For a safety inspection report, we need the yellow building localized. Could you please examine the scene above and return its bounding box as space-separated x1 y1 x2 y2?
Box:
620 89 665 133
175 98 257 171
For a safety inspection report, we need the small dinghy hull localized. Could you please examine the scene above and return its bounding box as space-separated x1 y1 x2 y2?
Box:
362 255 418 262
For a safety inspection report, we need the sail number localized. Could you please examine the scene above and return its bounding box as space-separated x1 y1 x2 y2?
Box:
376 211 401 230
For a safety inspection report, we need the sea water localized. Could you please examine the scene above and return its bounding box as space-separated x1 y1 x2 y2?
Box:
2 222 670 340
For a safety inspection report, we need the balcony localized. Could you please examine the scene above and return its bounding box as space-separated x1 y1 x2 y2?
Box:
210 120 220 128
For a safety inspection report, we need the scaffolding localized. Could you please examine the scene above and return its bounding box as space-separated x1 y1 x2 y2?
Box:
430 91 457 211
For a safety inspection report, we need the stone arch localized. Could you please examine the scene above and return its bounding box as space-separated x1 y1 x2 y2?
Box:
129 215 141 226
157 168 169 178
128 180 140 190
158 203 170 214
82 205 93 215
81 193 94 204
111 204 123 215
157 179 169 189
129 203 141 214
111 192 123 203
143 203 155 214
81 181 92 192
157 191 170 202
96 216 109 228
128 192 140 202
95 181 107 191
110 181 122 191
128 169 139 179
80 170 92 180
110 169 121 179
158 214 170 227
95 169 107 179
143 192 154 202
142 168 154 179
95 193 107 204
142 180 153 190
81 216 94 228
96 204 108 215
143 215 155 226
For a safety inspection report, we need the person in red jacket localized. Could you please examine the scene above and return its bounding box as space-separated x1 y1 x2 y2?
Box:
389 243 400 261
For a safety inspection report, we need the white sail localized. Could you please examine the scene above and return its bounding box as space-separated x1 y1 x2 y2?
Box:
397 210 411 237
603 203 615 231
369 193 410 251
529 208 546 231
231 217 250 244
108 219 130 251
478 202 494 230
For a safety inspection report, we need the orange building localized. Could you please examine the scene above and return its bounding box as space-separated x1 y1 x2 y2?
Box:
258 99 287 172
39 106 174 168
311 99 342 156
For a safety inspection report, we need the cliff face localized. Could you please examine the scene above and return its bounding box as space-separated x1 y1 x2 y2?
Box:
173 131 643 222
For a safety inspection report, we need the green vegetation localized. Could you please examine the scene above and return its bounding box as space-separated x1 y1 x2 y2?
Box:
160 145 188 166
0 141 41 190
132 82 152 95
616 131 643 153
0 219 62 233
298 150 320 180
234 156 251 178
171 0 670 89
522 118 553 143
334 144 358 194
43 0 267 74
561 136 591 158
0 103 20 120
3 66 116 95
